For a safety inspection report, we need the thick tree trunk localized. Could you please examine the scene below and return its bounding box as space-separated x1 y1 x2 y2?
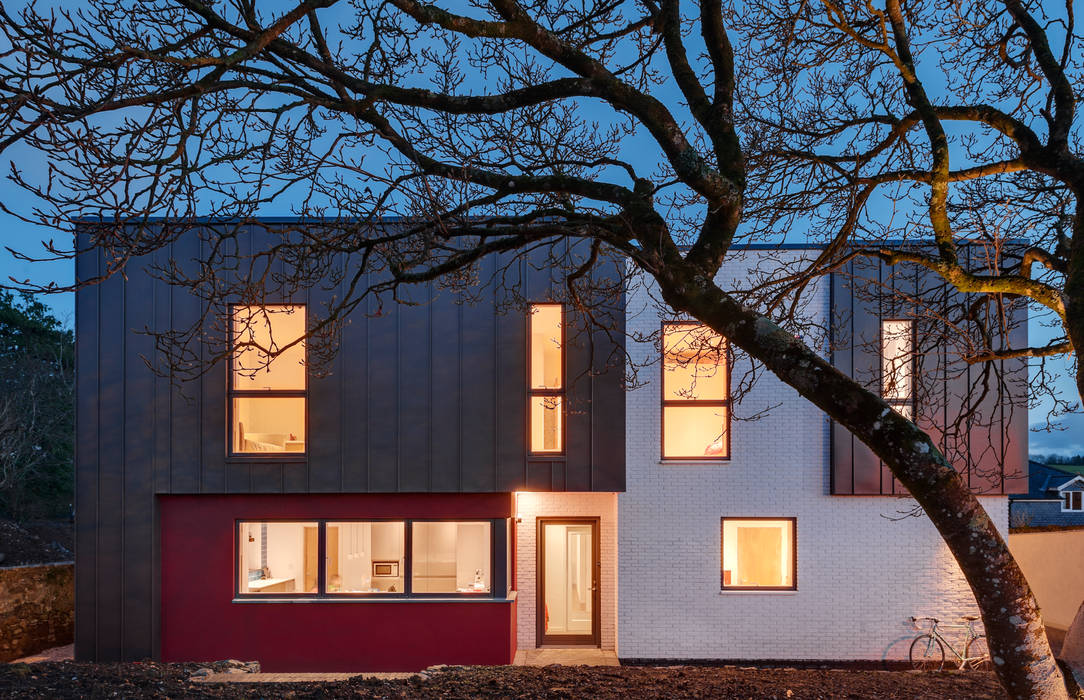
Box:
654 266 1068 699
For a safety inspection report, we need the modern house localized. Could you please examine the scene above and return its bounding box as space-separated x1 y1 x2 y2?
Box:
74 226 1027 671
1010 461 1084 528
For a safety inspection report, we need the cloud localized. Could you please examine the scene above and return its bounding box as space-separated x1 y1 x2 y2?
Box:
1030 411 1084 456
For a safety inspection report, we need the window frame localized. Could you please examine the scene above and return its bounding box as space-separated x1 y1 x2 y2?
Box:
880 318 917 420
233 518 505 600
227 304 308 461
527 302 566 457
720 516 798 592
660 320 731 462
1062 491 1083 512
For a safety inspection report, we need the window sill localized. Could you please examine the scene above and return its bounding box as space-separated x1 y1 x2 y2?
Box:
719 589 797 596
232 594 516 604
227 455 307 464
659 459 730 466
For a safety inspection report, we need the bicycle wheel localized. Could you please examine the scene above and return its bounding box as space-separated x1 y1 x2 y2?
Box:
909 634 945 671
964 635 990 671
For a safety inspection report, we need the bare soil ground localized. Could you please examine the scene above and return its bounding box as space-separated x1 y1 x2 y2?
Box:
0 518 72 566
0 661 1006 699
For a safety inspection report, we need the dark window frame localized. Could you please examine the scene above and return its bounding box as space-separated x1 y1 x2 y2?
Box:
527 302 566 457
720 516 798 592
227 304 308 461
1064 491 1083 512
660 321 731 461
233 518 506 601
879 317 917 420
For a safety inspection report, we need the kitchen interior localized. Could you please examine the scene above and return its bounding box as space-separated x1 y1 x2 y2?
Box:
239 520 491 595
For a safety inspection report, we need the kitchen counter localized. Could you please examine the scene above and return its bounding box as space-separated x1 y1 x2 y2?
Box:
248 577 295 593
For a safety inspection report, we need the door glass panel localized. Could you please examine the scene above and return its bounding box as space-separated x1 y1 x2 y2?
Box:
543 522 593 637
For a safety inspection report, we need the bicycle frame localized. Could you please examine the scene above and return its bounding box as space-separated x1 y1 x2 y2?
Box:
912 617 987 669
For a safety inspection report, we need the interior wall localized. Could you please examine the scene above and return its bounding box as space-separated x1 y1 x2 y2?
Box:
514 491 617 651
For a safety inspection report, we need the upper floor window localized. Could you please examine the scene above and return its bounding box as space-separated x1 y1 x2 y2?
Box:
529 304 563 454
662 322 729 460
230 305 306 455
881 319 914 420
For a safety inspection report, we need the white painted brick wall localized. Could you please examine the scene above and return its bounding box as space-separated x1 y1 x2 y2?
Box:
618 252 1009 661
514 492 618 650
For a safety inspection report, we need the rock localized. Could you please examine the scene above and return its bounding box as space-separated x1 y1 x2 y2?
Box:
224 667 247 674
243 661 261 673
189 667 213 678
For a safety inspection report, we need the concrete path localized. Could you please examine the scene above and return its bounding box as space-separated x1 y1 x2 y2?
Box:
193 671 417 683
513 648 620 666
11 644 74 663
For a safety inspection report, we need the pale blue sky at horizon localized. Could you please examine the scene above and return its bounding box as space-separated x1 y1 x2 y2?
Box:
0 1 1081 456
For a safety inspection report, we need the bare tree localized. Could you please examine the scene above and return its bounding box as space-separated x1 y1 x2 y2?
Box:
0 1 1076 696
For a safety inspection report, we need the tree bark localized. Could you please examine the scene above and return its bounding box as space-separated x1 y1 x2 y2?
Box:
653 263 1069 699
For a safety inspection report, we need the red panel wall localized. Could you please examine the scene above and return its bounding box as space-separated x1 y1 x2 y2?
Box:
160 493 516 671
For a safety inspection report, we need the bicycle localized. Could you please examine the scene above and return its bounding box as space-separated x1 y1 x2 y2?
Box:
908 616 990 671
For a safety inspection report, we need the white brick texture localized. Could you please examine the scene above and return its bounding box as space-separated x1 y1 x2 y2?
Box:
617 255 1009 661
514 492 618 650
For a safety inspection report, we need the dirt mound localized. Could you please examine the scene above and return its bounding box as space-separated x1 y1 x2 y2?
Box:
0 518 72 567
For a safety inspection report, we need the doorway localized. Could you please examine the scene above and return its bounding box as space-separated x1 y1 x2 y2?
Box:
537 518 600 646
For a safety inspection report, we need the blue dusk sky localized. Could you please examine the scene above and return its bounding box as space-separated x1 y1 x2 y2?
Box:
0 2 1080 455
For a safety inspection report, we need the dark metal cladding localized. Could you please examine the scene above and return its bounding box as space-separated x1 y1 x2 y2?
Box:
829 243 1029 496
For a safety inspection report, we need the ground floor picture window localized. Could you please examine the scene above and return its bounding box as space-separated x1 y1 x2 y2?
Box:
721 518 796 590
412 521 492 593
236 519 499 598
238 521 318 594
326 521 405 593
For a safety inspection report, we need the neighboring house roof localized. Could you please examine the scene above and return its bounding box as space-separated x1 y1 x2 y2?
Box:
1057 475 1084 492
1017 461 1080 500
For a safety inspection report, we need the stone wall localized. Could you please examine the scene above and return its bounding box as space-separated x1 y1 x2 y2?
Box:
0 562 74 662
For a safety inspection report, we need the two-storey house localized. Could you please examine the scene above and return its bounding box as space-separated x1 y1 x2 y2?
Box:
74 225 1026 670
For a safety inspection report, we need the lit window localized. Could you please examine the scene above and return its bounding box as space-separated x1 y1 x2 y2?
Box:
230 305 306 454
237 519 499 598
1064 491 1083 512
882 319 914 420
721 518 796 590
662 323 729 459
237 521 319 594
411 521 492 594
326 522 405 594
529 304 563 453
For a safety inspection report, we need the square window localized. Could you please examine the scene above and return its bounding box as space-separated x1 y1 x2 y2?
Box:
721 518 796 590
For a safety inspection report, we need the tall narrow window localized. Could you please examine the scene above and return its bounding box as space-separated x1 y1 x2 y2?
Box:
882 319 914 420
662 323 729 459
529 304 563 454
230 305 306 455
